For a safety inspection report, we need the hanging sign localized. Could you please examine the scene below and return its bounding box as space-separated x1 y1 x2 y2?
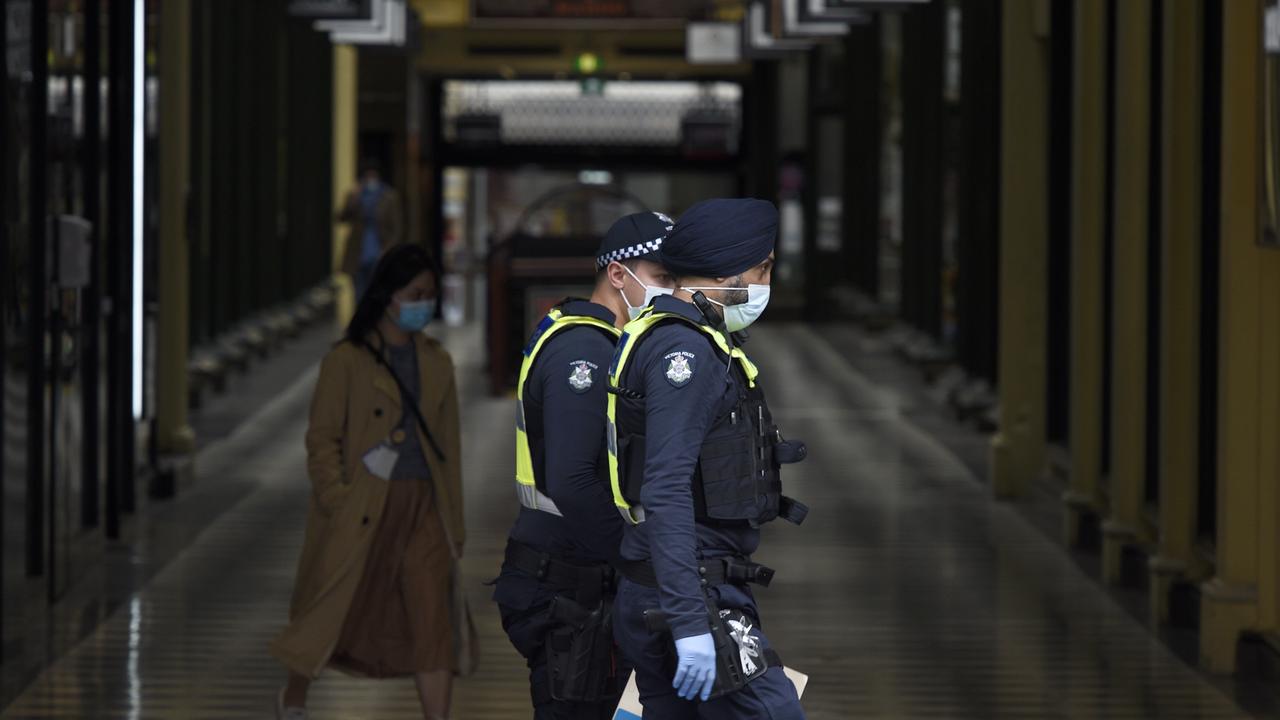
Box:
473 0 735 26
687 21 742 64
801 0 926 22
289 0 372 20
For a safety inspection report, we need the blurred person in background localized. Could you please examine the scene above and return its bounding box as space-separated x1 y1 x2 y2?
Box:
339 158 404 301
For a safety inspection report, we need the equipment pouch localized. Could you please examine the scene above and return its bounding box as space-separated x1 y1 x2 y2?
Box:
703 604 776 700
774 439 807 465
545 595 622 703
643 601 782 701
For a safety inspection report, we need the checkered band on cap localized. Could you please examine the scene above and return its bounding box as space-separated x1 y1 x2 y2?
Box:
595 235 666 270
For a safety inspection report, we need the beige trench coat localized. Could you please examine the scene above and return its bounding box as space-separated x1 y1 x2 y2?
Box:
270 333 464 678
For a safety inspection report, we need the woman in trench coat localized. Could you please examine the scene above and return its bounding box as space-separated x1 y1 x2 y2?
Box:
271 244 464 720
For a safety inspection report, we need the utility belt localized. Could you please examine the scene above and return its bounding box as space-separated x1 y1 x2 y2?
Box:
504 538 619 604
504 539 624 704
618 555 776 590
642 601 784 700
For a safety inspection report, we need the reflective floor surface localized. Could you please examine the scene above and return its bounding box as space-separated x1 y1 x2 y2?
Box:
0 323 1258 719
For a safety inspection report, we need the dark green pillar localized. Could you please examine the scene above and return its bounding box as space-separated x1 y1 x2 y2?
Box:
900 2 945 338
844 18 882 298
956 0 1002 382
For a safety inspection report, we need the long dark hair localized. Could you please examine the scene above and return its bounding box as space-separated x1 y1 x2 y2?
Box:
345 244 441 344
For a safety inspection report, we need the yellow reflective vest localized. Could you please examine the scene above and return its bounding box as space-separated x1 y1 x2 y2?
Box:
515 306 621 515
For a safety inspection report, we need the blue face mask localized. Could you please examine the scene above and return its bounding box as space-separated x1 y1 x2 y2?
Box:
395 299 435 332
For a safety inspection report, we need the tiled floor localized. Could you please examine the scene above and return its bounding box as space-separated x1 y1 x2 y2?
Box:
0 322 1256 719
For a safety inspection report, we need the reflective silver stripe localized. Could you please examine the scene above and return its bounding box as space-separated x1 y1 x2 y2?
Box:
516 482 564 517
618 505 646 524
515 399 526 432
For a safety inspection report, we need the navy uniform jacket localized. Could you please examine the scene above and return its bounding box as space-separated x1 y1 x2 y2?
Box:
508 300 625 566
617 294 760 641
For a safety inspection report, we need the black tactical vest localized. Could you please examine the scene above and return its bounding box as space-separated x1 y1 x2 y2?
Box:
612 318 801 528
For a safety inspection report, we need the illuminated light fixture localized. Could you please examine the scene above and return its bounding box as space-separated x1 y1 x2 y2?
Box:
132 0 144 420
578 170 613 185
575 51 600 75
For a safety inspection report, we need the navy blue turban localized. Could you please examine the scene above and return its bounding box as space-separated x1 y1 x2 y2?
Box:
657 198 777 279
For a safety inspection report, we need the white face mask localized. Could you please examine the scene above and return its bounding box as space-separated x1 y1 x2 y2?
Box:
681 283 772 332
618 264 674 321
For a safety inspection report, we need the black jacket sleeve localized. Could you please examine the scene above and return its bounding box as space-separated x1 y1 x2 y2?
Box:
537 329 625 559
635 326 728 639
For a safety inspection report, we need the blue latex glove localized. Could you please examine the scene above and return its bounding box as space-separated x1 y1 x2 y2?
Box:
672 632 717 701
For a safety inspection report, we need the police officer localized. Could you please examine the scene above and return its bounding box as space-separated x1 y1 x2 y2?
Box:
492 212 678 719
607 198 808 719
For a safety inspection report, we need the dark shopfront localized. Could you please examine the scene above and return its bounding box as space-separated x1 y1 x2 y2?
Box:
2 0 155 685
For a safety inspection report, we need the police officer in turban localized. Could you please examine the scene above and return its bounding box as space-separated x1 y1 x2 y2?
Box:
605 198 809 718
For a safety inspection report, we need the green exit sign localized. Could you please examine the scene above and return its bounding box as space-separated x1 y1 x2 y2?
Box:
575 51 601 74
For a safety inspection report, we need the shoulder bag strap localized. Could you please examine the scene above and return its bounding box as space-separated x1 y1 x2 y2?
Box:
359 339 447 464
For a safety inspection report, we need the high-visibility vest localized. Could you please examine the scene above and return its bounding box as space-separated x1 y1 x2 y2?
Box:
605 306 758 525
515 306 621 515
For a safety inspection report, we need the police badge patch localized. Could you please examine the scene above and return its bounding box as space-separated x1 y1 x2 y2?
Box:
664 351 695 387
567 360 597 393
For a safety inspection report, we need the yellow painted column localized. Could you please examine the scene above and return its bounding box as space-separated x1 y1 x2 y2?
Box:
1256 0 1280 655
1100 0 1153 585
1258 258 1280 635
1149 0 1206 623
1064 0 1108 546
156 0 194 456
332 45 359 328
1200 0 1265 674
990 0 1049 499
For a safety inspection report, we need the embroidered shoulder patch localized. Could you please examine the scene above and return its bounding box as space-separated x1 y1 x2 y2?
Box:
664 351 695 387
568 360 598 393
